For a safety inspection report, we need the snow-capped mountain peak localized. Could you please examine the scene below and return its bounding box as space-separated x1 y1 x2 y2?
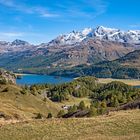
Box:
46 26 140 47
0 39 33 54
82 28 93 36
47 28 93 46
94 26 120 36
1 26 140 52
92 26 140 43
11 39 30 46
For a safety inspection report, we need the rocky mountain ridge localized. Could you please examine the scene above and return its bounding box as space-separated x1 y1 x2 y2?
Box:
0 26 140 76
0 26 140 54
41 26 140 48
0 39 34 54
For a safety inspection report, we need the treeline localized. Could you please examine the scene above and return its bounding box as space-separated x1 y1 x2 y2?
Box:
21 76 99 102
91 81 140 107
21 76 140 106
59 100 108 118
47 62 140 79
7 58 140 79
59 81 140 117
20 76 140 118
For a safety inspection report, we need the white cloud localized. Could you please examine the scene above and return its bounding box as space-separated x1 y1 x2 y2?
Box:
0 31 25 42
0 32 24 37
53 0 109 19
41 13 59 18
33 7 59 18
0 0 58 18
0 31 51 44
129 24 140 28
0 0 108 19
0 0 14 7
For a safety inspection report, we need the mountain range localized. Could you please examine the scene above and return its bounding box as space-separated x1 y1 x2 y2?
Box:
51 49 140 79
45 26 140 46
1 26 140 53
0 26 140 78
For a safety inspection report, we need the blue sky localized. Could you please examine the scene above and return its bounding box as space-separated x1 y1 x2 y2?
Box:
0 0 140 44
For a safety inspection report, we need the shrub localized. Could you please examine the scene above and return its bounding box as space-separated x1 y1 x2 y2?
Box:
0 78 7 84
2 87 9 92
43 97 47 102
68 105 77 114
88 106 97 117
78 101 86 110
35 113 43 119
47 113 53 118
57 110 65 118
20 88 28 95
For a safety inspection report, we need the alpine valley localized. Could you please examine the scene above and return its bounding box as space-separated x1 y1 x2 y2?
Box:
1 26 140 78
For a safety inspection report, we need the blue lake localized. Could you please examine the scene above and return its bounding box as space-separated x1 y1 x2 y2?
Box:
134 85 140 88
16 74 73 85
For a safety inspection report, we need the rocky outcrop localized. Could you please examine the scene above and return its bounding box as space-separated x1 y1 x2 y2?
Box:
0 69 16 84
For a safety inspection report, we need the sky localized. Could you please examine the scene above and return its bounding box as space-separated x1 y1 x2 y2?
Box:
0 0 140 44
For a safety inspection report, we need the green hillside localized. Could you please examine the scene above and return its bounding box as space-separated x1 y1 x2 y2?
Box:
0 74 140 120
48 50 140 79
20 76 139 118
1 50 140 79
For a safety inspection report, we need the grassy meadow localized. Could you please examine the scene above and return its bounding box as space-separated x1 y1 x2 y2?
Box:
98 78 140 86
54 96 92 108
0 84 61 119
0 76 140 140
0 110 140 140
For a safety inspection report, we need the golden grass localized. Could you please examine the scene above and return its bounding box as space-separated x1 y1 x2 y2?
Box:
0 84 61 119
98 78 140 86
55 96 92 107
0 110 140 140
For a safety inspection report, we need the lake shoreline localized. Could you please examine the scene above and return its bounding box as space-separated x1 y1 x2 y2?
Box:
16 74 73 85
14 73 32 76
15 73 140 86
